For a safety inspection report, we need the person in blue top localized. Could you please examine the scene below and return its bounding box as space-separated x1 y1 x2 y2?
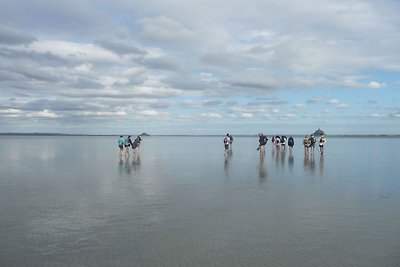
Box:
118 136 124 156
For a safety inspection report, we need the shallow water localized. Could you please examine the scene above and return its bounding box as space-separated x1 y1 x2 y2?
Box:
0 136 399 267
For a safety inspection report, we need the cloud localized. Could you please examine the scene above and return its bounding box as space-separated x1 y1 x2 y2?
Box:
136 109 169 118
97 40 146 56
327 99 350 109
307 96 323 104
203 100 223 107
369 113 387 118
240 113 253 119
224 70 277 91
368 81 385 89
0 25 36 45
142 55 181 71
140 16 195 44
293 104 306 109
391 110 400 118
199 112 222 120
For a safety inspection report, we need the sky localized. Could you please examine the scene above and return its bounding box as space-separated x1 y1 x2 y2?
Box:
0 0 399 135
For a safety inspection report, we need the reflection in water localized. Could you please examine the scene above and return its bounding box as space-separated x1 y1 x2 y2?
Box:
319 154 324 176
118 157 124 176
124 156 132 174
118 150 141 175
224 153 232 177
280 148 286 169
271 146 288 172
303 151 325 177
132 150 141 171
304 151 316 175
288 151 294 171
258 151 267 182
1 136 399 267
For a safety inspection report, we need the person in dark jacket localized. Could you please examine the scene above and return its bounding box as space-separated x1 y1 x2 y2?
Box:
257 133 268 152
288 136 294 152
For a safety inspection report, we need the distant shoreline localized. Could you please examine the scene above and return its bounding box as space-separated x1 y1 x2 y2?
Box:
1 133 399 138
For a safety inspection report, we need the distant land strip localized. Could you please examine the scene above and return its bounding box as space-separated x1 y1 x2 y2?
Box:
1 133 399 138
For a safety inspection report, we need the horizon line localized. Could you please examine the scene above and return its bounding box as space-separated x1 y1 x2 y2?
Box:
1 132 400 137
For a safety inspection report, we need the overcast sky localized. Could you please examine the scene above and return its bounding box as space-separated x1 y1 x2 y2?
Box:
1 0 399 135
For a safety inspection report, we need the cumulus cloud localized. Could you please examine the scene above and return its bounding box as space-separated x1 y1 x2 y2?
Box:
199 112 222 120
369 113 387 118
240 113 254 119
327 99 350 109
368 81 385 89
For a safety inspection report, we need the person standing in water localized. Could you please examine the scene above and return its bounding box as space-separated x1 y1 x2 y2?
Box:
124 136 131 157
257 133 268 153
228 133 233 152
118 135 125 156
309 134 316 153
288 136 294 152
303 136 309 153
280 136 286 150
135 135 142 148
319 135 326 154
223 134 231 156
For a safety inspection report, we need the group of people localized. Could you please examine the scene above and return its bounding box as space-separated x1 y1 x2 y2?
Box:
118 135 142 157
224 133 326 155
271 135 295 152
303 134 326 154
257 134 295 152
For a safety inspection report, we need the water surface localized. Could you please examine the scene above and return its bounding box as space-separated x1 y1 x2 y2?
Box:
0 136 399 266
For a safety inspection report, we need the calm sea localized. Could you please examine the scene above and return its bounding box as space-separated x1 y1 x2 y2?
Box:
0 135 399 267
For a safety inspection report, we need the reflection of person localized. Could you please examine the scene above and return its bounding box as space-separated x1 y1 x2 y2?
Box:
319 135 326 154
118 135 124 156
224 153 232 177
288 152 294 169
258 152 267 180
304 150 316 175
132 148 141 170
319 154 324 175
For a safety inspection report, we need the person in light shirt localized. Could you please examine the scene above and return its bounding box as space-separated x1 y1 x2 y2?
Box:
319 135 327 154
